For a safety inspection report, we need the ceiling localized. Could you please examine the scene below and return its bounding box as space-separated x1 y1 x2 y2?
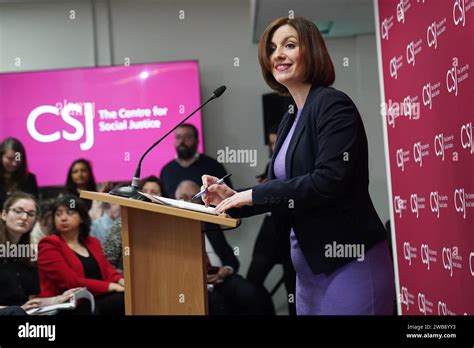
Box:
253 0 375 42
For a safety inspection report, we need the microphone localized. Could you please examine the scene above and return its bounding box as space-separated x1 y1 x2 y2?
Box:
109 85 227 199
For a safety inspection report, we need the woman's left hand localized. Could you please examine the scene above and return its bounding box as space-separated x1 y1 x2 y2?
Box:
56 287 83 303
215 189 253 214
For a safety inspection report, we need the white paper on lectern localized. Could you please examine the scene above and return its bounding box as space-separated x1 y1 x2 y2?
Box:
137 191 218 215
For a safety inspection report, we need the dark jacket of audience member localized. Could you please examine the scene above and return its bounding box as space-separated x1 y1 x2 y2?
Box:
0 138 38 208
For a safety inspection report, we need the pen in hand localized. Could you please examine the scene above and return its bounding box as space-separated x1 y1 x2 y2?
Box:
193 173 232 201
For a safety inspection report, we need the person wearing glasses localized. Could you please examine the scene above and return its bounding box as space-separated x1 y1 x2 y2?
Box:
0 192 79 314
38 195 125 315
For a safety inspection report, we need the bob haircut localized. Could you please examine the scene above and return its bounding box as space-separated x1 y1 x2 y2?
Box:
258 17 335 95
52 195 91 240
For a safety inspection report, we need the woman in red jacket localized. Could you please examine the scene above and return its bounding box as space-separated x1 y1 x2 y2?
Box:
38 194 124 315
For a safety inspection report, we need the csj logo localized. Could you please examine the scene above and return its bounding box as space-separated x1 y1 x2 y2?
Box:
420 243 437 270
422 81 440 110
442 246 462 277
447 57 470 97
396 0 409 23
417 292 433 315
402 95 420 120
427 18 447 50
400 286 414 311
413 141 429 167
454 188 467 219
27 102 95 151
430 191 448 219
434 133 454 161
454 188 474 220
427 21 437 49
446 57 459 96
406 39 422 67
410 193 425 218
394 195 407 218
389 56 403 80
453 0 467 27
470 251 474 277
403 241 417 266
396 148 409 172
421 245 429 268
438 301 448 315
438 300 456 315
381 16 394 40
461 122 473 155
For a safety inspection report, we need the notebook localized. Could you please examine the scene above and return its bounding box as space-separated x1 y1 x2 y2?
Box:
26 288 95 315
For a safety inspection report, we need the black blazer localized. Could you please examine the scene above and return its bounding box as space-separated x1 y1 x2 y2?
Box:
204 223 239 273
230 85 386 275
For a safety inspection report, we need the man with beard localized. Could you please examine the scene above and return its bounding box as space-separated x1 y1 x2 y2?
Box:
160 124 232 199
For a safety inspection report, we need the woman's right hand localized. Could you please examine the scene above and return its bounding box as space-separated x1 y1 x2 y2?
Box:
108 282 125 293
201 175 236 207
21 299 42 311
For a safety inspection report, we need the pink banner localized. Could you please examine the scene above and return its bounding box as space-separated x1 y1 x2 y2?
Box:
0 61 203 186
376 0 473 315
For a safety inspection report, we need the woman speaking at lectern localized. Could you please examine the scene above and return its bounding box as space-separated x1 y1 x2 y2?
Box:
201 17 394 315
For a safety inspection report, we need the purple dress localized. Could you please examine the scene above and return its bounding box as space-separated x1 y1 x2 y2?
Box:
273 109 394 315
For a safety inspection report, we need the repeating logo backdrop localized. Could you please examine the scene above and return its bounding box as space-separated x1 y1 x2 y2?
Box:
377 0 473 315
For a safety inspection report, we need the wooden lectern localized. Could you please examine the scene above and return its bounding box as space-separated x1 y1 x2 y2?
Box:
79 191 238 315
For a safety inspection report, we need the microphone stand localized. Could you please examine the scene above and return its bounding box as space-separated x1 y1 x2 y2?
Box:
109 86 227 199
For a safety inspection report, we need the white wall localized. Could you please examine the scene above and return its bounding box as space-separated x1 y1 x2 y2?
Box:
0 0 389 314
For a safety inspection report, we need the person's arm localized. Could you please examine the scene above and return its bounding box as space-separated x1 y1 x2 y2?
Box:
201 176 270 218
252 91 361 211
26 288 82 307
38 238 115 296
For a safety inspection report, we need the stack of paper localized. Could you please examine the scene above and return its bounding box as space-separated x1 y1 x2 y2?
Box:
137 191 218 215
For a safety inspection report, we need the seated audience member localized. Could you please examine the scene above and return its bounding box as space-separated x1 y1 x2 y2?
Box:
0 192 80 313
90 203 120 245
63 158 111 217
103 177 166 271
175 180 273 315
140 175 165 196
0 138 39 208
160 124 232 199
30 198 55 246
38 195 125 315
